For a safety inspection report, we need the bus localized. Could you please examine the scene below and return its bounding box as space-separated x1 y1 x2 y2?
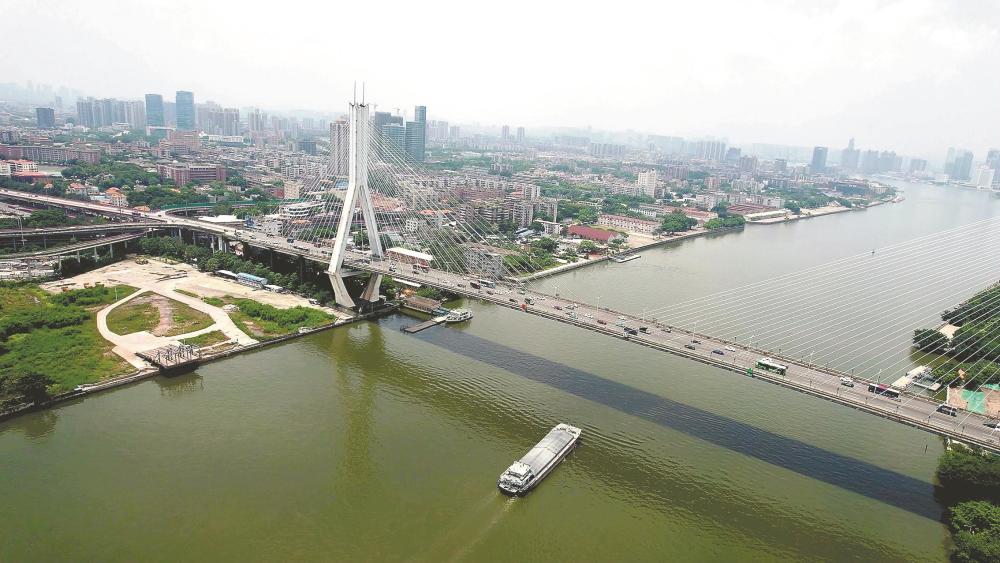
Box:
478 279 496 289
755 358 788 376
868 383 900 399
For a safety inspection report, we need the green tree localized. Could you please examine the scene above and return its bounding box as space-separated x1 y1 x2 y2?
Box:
913 328 950 353
578 240 599 254
660 210 697 233
532 237 559 253
948 501 1000 563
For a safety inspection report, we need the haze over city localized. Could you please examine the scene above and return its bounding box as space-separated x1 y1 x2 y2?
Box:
4 1 1000 561
7 0 999 158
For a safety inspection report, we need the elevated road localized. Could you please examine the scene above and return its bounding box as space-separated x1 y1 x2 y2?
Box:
0 232 146 259
352 258 1000 454
0 222 171 239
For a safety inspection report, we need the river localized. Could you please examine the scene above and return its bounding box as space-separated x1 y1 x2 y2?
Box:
2 181 999 561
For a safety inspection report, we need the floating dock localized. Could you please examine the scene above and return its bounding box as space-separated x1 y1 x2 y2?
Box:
610 254 641 263
137 343 201 371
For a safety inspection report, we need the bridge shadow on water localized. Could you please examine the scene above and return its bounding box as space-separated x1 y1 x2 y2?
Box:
401 318 941 520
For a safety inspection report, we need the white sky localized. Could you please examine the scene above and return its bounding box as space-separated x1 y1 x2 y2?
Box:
7 0 999 159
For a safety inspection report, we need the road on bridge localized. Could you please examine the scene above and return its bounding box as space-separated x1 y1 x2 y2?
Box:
355 257 1000 454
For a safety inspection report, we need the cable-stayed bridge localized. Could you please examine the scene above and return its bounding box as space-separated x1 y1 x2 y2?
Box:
4 100 1000 452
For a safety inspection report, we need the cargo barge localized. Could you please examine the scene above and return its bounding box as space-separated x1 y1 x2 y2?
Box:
497 423 581 495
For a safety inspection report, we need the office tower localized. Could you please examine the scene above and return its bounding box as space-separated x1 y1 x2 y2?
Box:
145 94 164 127
175 91 195 130
164 101 176 126
35 107 55 128
404 104 426 162
949 150 974 181
329 119 349 175
908 158 927 174
501 125 511 141
810 146 828 173
517 126 525 143
841 138 860 171
76 98 96 128
382 123 405 153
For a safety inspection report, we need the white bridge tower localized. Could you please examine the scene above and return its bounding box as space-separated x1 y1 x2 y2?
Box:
327 101 383 309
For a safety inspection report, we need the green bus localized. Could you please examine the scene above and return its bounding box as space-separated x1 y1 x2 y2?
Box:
755 357 788 376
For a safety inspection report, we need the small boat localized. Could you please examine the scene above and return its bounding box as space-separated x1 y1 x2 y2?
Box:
498 423 581 496
444 308 473 323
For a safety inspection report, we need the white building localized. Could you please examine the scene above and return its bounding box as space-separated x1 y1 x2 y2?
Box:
597 213 660 235
636 170 658 197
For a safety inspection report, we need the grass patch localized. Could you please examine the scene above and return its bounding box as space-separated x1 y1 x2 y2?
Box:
227 297 335 340
174 288 199 298
106 294 160 335
202 296 225 307
50 284 137 307
0 284 135 401
164 300 213 336
180 330 229 347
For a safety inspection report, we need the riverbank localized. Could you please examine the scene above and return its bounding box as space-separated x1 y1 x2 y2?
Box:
0 303 394 423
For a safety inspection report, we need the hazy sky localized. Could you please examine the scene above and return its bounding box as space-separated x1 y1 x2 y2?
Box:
8 0 999 159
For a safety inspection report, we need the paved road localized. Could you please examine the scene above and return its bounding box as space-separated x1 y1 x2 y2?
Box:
356 258 1000 453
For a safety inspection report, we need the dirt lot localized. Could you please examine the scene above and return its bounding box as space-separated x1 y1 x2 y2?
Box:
42 258 344 317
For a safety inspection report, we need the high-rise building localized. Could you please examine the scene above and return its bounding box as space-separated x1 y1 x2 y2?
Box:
164 101 177 126
35 107 55 128
449 125 461 139
329 119 349 176
516 126 525 143
810 146 828 173
501 125 511 141
948 149 974 181
636 170 658 197
145 94 164 127
76 98 96 128
738 155 758 175
122 100 146 129
987 149 1000 188
404 105 426 162
382 123 405 154
908 158 928 174
175 91 195 130
841 138 860 171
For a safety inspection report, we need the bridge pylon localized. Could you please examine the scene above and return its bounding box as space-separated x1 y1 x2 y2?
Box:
327 101 383 309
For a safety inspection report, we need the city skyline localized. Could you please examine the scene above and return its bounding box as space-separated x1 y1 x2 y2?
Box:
5 0 999 159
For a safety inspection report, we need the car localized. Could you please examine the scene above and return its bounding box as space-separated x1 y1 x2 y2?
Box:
597 319 607 325
486 290 494 295
985 419 1000 429
554 305 563 310
725 346 736 352
508 298 517 303
584 313 594 318
712 349 724 355
518 290 526 295
661 327 672 333
937 404 959 417
691 339 701 344
618 315 626 320
457 283 465 288
684 344 696 350
840 377 855 387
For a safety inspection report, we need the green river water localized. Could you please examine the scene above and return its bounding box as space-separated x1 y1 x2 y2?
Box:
2 182 999 561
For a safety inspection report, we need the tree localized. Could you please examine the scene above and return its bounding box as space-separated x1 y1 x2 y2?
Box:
936 444 1000 502
578 240 599 254
578 206 598 224
1 371 53 408
532 237 558 253
660 210 697 233
913 328 949 353
948 501 1000 563
784 202 802 215
529 221 544 233
711 201 730 217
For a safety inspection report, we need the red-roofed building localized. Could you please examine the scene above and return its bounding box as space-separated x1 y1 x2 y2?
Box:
567 224 616 243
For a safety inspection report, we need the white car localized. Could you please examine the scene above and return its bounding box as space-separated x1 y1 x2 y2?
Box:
725 346 736 352
584 313 594 318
